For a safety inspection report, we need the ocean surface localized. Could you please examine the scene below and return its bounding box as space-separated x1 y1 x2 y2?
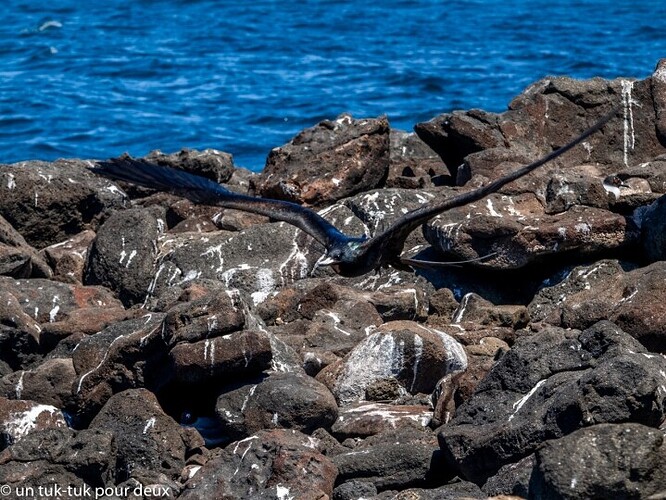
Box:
2 1 666 172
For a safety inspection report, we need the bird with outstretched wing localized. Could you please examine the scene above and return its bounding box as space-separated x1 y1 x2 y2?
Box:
90 107 618 277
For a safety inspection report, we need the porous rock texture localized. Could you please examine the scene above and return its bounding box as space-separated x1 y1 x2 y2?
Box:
1 63 666 498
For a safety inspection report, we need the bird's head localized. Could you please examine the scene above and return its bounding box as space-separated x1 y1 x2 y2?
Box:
316 237 367 269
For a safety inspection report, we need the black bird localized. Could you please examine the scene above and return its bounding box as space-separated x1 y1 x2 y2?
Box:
91 108 618 277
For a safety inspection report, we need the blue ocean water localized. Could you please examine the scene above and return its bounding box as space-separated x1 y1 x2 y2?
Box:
2 1 665 171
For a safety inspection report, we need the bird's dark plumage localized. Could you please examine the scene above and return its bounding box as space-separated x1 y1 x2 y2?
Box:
91 107 618 277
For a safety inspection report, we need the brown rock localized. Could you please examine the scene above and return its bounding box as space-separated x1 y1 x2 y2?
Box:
168 329 272 384
0 398 67 448
252 114 390 206
40 230 95 284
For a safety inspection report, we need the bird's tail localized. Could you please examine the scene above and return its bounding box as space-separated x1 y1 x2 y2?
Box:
91 155 230 202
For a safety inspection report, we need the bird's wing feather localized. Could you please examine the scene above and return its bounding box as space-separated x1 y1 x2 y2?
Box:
92 157 347 248
364 106 620 256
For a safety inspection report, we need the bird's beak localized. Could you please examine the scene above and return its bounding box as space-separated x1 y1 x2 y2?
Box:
316 255 340 267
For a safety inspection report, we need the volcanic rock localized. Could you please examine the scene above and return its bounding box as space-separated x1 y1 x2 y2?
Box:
40 230 96 284
253 114 390 206
0 358 77 411
529 259 666 352
0 398 67 449
437 321 666 484
71 313 168 424
0 215 52 279
331 402 432 439
179 429 338 499
215 372 338 440
317 321 467 406
0 159 124 249
530 423 666 499
168 329 272 385
89 388 190 484
332 427 442 491
0 427 117 494
85 206 164 306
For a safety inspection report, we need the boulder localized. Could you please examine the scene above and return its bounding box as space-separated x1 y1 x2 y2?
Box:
0 159 124 249
317 321 467 406
71 313 168 424
89 388 191 483
253 114 390 206
437 321 666 484
85 206 164 306
168 329 272 385
529 260 666 352
0 215 52 278
332 427 443 492
331 402 432 439
40 230 96 284
0 398 67 449
179 429 338 499
530 423 666 499
215 373 338 440
0 427 117 494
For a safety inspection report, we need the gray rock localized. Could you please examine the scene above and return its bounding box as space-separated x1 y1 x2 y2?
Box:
376 480 486 499
0 358 77 411
179 429 338 499
215 372 338 440
530 423 666 499
529 260 666 352
332 427 442 491
0 427 117 493
0 159 124 249
641 192 666 262
0 290 42 369
85 207 164 306
145 204 365 306
145 148 235 184
163 290 245 346
0 215 52 279
482 454 536 498
253 114 390 206
89 388 190 483
333 479 378 500
424 196 636 269
437 321 666 484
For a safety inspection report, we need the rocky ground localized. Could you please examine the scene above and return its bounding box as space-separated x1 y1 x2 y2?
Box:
1 61 666 500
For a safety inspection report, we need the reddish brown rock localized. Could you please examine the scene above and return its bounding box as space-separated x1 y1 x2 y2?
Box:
168 329 272 384
0 398 67 448
252 114 390 206
317 321 467 406
40 230 96 284
331 402 432 439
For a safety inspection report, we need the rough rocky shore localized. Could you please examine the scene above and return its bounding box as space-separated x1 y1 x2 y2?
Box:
1 61 666 500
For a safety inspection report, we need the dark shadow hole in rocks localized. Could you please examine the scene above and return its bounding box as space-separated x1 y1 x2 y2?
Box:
554 403 585 435
425 449 457 487
413 248 642 306
156 374 268 449
77 194 105 225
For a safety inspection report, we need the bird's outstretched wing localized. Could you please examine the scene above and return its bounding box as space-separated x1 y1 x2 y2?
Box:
92 157 348 249
362 106 620 259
